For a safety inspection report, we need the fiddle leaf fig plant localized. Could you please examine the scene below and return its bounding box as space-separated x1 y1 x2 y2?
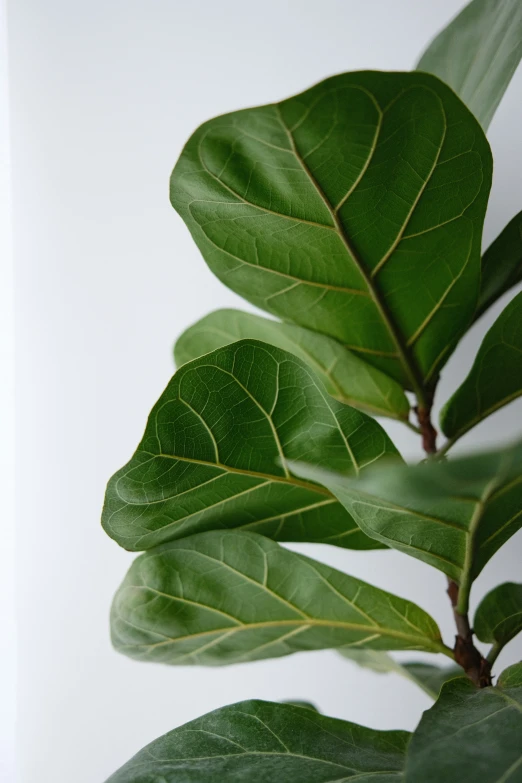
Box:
102 1 522 780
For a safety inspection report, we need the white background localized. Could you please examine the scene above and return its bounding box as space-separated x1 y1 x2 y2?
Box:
5 1 522 781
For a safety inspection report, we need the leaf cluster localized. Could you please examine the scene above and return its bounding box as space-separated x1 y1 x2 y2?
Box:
101 1 522 780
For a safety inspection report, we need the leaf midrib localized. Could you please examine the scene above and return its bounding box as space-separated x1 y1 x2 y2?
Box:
117 614 446 654
273 102 431 402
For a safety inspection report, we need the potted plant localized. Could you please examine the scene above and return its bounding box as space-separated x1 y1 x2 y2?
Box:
102 1 522 779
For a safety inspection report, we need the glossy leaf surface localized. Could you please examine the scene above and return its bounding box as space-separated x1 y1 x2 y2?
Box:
474 582 522 650
417 0 522 130
441 292 522 442
170 71 491 394
405 663 522 782
106 699 409 783
339 648 461 699
103 340 399 552
111 531 446 665
476 211 522 319
175 309 410 420
291 442 522 592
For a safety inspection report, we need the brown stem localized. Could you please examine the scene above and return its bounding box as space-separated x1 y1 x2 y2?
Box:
415 396 437 455
447 580 492 687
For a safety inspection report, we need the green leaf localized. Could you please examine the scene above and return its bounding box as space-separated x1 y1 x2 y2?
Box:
102 340 400 552
416 0 522 130
440 292 522 443
170 71 491 397
291 441 522 610
111 531 447 666
339 648 461 699
282 701 320 713
105 699 410 783
404 663 522 782
474 582 522 655
476 211 522 320
175 309 410 420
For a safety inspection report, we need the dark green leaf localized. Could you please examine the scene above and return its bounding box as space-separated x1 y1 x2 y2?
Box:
170 71 491 397
404 663 522 782
111 531 447 665
416 0 522 130
474 582 522 654
102 340 399 552
476 211 522 319
106 699 410 783
175 309 410 421
339 648 461 699
440 292 522 443
291 442 522 611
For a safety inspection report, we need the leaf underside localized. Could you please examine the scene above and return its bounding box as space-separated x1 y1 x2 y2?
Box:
175 309 410 420
103 340 399 552
416 0 522 131
291 441 522 585
339 648 461 699
106 699 410 783
404 663 522 783
474 581 522 648
441 291 522 441
170 71 492 394
111 531 444 666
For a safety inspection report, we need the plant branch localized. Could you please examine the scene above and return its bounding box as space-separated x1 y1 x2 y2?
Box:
447 579 492 688
415 389 438 455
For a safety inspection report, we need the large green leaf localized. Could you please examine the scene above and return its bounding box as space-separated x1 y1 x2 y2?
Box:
102 340 399 552
440 292 522 443
404 663 522 782
170 71 491 398
111 531 447 665
474 582 522 656
106 699 410 783
416 0 522 131
175 309 410 420
291 442 522 610
339 648 461 699
476 211 522 320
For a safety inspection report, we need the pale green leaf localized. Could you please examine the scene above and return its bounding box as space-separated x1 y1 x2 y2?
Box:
339 648 461 699
291 442 522 610
111 531 447 666
106 699 410 783
474 582 522 654
404 663 522 782
102 340 400 552
476 211 522 320
417 0 522 130
440 292 522 443
170 71 491 398
175 309 410 420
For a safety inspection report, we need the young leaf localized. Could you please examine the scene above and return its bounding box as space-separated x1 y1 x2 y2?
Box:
404 663 522 782
111 531 447 665
105 699 410 783
339 648 461 699
170 71 491 397
476 211 522 320
175 309 410 420
416 0 522 131
440 292 522 444
102 340 400 552
474 582 522 655
291 441 522 609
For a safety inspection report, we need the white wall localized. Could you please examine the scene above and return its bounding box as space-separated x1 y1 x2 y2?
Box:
1 0 15 780
8 1 522 781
